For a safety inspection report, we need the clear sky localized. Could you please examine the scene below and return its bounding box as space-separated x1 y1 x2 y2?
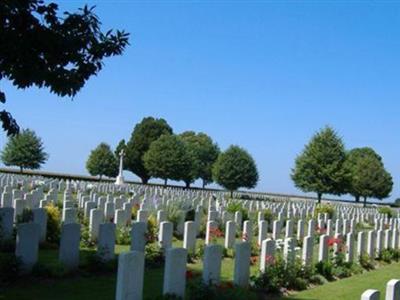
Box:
1 1 399 201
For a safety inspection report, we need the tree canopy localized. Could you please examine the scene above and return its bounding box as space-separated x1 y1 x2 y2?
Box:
343 147 383 202
212 145 258 196
345 147 393 207
180 131 220 188
0 0 129 135
125 117 173 183
1 128 48 172
143 134 191 185
115 139 126 161
86 143 118 179
291 126 347 203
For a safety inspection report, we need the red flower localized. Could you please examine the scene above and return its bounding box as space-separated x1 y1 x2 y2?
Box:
328 237 342 247
186 270 194 279
217 282 234 290
250 256 258 265
265 254 275 265
316 226 326 234
209 227 223 239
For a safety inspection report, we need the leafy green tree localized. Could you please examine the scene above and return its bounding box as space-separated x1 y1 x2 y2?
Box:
115 139 126 162
212 145 259 198
0 1 129 135
180 131 220 188
291 126 347 203
125 117 173 183
143 134 191 186
348 151 393 207
1 129 48 172
343 147 383 202
86 143 118 179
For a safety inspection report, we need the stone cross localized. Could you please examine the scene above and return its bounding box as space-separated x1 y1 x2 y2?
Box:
115 149 126 185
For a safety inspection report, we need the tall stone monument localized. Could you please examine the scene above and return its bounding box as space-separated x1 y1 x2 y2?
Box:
115 149 125 185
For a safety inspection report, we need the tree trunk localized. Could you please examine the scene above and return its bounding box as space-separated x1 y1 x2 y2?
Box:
317 193 322 204
99 174 103 181
185 181 190 188
141 177 149 184
355 195 360 202
19 166 23 173
230 190 233 199
202 180 206 189
164 178 168 186
363 196 367 208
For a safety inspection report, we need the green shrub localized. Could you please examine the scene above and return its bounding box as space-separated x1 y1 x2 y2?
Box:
250 255 312 294
77 210 89 227
145 243 164 268
146 215 158 244
379 249 393 263
315 260 334 281
314 204 334 219
44 204 61 244
359 254 375 270
263 209 273 224
131 203 140 220
250 241 259 256
332 265 352 278
165 204 183 230
390 249 400 261
378 207 394 218
116 226 131 245
195 243 205 259
378 248 400 263
80 223 96 248
293 277 308 291
226 201 248 223
309 274 328 285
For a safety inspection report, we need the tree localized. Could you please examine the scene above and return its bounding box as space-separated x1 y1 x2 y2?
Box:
343 147 383 202
180 131 220 188
0 1 129 136
212 145 259 198
125 117 173 183
143 134 191 186
1 128 48 172
115 139 126 161
291 126 347 203
86 143 118 179
348 151 393 207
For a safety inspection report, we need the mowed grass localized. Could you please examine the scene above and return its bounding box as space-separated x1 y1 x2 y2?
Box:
2 237 400 300
286 262 400 300
0 241 258 300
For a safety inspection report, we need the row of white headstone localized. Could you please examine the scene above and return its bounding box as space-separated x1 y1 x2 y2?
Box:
115 241 252 300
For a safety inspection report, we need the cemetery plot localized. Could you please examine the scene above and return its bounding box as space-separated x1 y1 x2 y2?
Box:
0 173 399 300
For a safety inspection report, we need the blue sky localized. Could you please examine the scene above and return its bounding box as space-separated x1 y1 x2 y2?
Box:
1 1 399 201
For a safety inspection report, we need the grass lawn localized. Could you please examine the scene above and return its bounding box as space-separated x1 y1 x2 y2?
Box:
2 236 399 300
286 262 400 300
0 241 258 300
